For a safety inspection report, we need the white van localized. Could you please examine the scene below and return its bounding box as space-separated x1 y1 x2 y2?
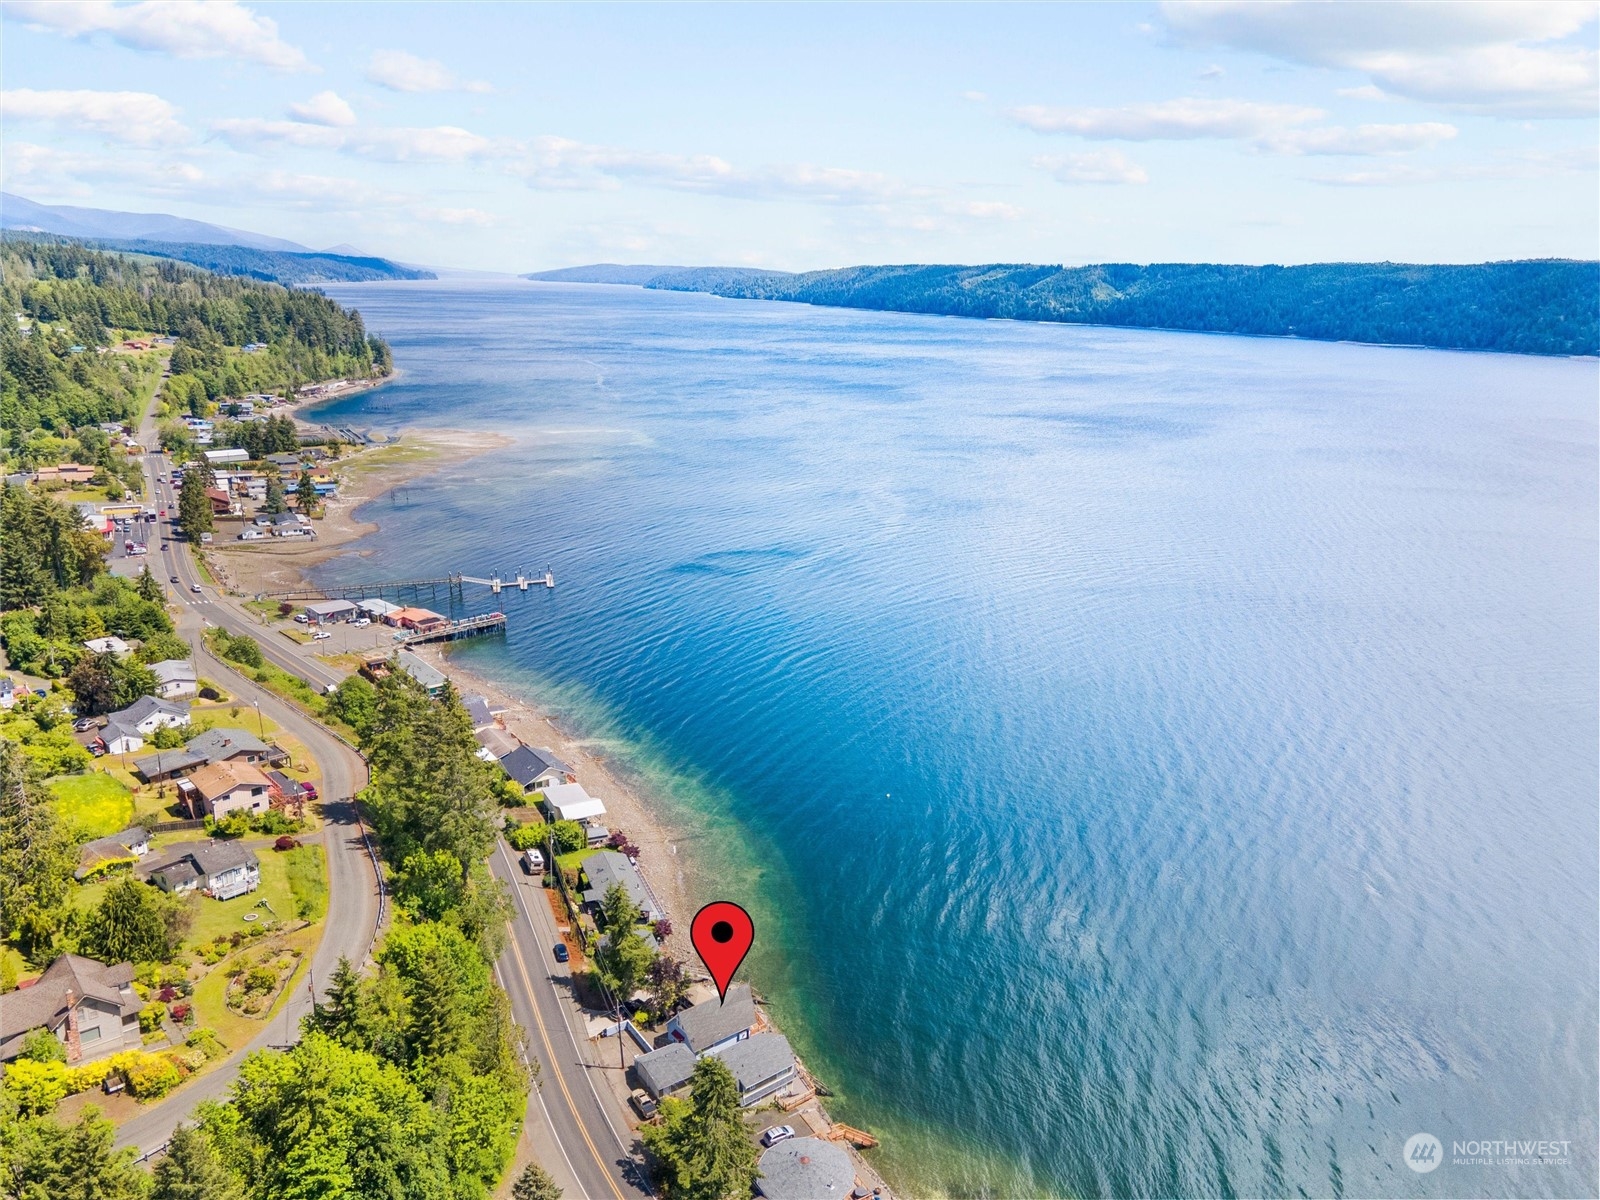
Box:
522 848 545 874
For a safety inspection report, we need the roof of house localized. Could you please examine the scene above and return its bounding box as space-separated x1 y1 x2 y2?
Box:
719 1032 795 1093
107 694 188 728
474 726 521 759
755 1138 855 1200
187 760 272 801
74 827 151 879
499 744 572 787
265 769 304 797
389 606 443 623
580 851 658 920
141 839 259 884
185 727 270 762
355 597 401 616
463 694 496 729
101 720 143 747
672 985 755 1053
396 650 447 692
149 659 196 684
131 747 207 779
634 1042 697 1097
0 953 137 1053
83 636 130 655
544 781 606 823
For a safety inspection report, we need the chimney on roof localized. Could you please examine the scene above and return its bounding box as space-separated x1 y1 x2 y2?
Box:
63 988 82 1063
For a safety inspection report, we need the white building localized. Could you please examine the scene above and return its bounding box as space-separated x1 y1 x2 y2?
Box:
149 659 197 699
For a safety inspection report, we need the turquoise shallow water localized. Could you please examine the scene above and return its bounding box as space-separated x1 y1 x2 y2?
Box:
313 280 1598 1199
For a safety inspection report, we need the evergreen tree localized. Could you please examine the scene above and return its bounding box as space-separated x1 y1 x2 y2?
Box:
512 1162 563 1200
149 1123 244 1200
176 472 213 542
136 566 162 604
263 471 286 515
80 878 187 964
640 1056 760 1200
307 955 369 1049
0 1105 149 1200
0 738 76 959
295 469 318 516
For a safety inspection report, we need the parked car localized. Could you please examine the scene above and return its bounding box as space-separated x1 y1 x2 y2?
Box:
552 943 569 964
312 631 332 641
294 614 309 624
352 617 371 628
300 782 317 799
522 848 544 874
628 1089 658 1120
761 1125 796 1148
72 717 97 732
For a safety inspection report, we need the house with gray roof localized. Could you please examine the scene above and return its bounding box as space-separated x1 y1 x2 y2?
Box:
0 953 141 1064
718 1032 797 1107
396 650 447 696
302 599 357 623
580 851 663 925
149 658 197 699
499 744 576 794
666 984 755 1056
99 695 189 755
462 694 497 730
132 726 279 783
74 826 151 881
140 840 260 900
755 1138 855 1200
632 1041 697 1101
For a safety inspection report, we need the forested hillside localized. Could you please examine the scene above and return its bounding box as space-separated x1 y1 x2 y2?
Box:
1 235 393 464
76 237 434 285
560 259 1598 356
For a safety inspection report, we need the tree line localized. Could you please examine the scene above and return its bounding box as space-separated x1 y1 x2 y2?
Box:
644 259 1600 356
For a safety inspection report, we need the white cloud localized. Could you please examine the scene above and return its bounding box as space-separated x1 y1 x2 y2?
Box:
212 117 497 163
1309 143 1599 185
288 90 356 128
1033 149 1150 184
365 49 491 94
1198 64 1226 79
1009 97 1324 139
1161 1 1599 116
1 87 187 143
1258 121 1457 156
2 0 310 71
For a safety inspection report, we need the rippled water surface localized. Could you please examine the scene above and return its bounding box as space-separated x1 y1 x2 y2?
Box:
314 280 1598 1198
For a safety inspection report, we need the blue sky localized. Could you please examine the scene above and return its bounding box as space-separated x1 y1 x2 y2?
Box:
3 1 1596 271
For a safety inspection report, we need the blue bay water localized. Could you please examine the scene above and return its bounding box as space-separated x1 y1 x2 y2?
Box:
313 281 1598 1199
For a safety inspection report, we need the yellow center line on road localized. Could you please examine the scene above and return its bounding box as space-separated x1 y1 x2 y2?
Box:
501 858 628 1200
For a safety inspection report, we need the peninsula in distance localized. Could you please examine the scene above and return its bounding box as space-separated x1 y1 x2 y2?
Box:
526 259 1600 357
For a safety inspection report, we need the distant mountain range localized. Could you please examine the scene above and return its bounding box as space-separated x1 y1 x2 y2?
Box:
526 260 1600 357
2 194 432 285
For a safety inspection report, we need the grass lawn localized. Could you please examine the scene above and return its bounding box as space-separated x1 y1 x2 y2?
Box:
285 844 329 921
49 773 135 839
187 923 319 1071
555 846 600 874
186 846 298 946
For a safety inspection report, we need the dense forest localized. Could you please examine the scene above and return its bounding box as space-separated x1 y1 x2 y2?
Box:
1 235 393 461
72 237 434 286
534 259 1599 356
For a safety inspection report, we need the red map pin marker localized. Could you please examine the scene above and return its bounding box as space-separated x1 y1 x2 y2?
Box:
690 901 754 1002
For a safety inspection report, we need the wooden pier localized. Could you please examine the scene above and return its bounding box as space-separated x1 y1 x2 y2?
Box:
397 612 507 646
259 568 551 604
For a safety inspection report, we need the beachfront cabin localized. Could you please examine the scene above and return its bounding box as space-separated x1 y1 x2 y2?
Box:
633 1043 697 1102
542 781 606 823
149 659 197 700
667 985 756 1056
719 1033 798 1107
396 651 447 696
755 1139 856 1200
475 726 520 761
579 850 662 924
499 745 577 795
302 599 358 624
180 761 273 820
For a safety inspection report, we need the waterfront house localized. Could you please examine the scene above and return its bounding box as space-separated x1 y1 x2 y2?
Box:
633 1042 697 1102
0 954 141 1064
463 694 497 730
542 781 607 824
755 1139 856 1200
302 599 357 624
499 745 576 795
73 826 151 881
474 726 521 761
667 985 756 1056
397 651 447 695
719 1033 797 1106
99 695 189 755
140 841 260 900
82 636 132 657
180 760 273 820
579 850 663 924
149 659 197 699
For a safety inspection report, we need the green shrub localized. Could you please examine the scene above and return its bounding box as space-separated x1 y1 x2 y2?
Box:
123 1053 181 1099
506 821 547 851
186 1028 226 1060
138 1001 167 1033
